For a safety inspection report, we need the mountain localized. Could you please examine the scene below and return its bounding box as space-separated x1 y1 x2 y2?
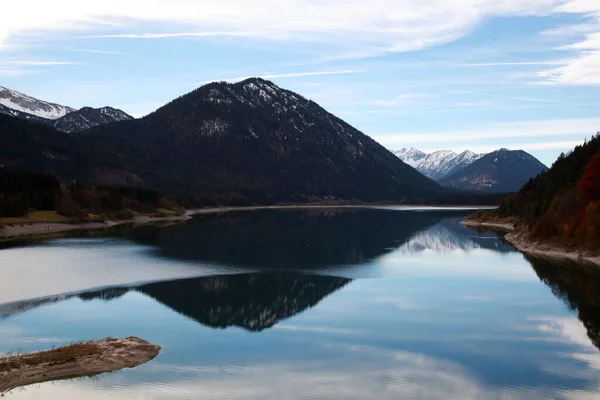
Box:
394 148 484 181
80 78 441 203
0 103 53 125
392 148 426 168
0 78 441 203
0 272 350 331
440 149 548 192
137 273 350 331
0 113 144 187
0 86 74 120
53 107 134 133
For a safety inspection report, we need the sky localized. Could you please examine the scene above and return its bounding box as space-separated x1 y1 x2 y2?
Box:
2 1 600 166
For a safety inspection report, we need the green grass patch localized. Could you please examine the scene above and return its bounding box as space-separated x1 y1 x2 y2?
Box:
0 211 72 225
156 208 177 215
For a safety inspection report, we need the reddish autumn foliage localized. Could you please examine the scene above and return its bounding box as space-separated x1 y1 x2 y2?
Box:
578 153 600 204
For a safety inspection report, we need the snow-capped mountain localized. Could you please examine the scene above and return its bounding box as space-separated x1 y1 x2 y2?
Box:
0 86 74 120
392 148 426 168
394 148 485 181
440 148 548 192
53 106 134 133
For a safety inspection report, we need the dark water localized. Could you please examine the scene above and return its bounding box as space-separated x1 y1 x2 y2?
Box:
1 207 599 399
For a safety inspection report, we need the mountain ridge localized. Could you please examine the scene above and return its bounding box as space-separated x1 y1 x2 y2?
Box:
0 86 74 120
394 147 484 180
441 148 548 193
0 78 442 204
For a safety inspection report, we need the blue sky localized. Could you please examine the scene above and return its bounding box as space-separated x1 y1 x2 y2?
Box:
2 1 600 165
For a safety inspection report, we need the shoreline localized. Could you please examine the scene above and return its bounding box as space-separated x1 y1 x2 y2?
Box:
504 230 600 267
0 337 160 393
0 204 493 241
460 220 516 232
462 218 600 267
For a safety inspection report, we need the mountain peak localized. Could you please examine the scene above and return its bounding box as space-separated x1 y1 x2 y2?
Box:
394 148 482 181
53 106 134 133
441 149 548 192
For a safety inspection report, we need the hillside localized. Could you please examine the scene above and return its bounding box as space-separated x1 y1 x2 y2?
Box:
0 79 442 204
0 113 143 187
0 86 74 120
82 78 441 203
441 149 547 192
393 148 483 181
53 107 134 133
469 134 600 258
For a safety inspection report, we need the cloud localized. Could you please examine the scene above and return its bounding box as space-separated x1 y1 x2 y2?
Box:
3 60 79 66
371 118 600 146
67 48 126 55
201 69 368 84
535 3 600 84
374 93 433 107
0 0 584 58
451 90 600 106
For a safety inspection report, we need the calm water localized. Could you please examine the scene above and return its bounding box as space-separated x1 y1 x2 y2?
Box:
1 207 600 399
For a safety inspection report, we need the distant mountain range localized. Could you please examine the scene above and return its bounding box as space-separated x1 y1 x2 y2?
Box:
393 148 484 180
441 149 548 192
0 86 74 120
1 81 549 200
0 86 133 133
0 79 441 204
53 106 134 133
394 147 547 193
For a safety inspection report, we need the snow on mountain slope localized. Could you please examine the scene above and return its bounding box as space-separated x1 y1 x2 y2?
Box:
394 148 485 181
0 86 74 120
392 148 426 168
53 106 134 133
440 148 548 192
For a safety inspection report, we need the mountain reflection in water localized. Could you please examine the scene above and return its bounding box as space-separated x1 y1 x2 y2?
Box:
80 272 350 331
118 208 511 269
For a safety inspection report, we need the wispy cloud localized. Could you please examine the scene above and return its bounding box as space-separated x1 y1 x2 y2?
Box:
200 69 368 85
67 48 126 55
0 0 591 58
452 90 600 106
371 118 600 146
456 61 566 67
373 93 433 107
75 31 265 40
6 61 78 67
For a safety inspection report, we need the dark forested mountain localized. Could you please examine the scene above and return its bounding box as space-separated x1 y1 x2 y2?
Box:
137 273 350 331
0 113 145 187
81 78 440 203
440 149 547 192
0 86 74 120
0 79 441 204
53 107 134 133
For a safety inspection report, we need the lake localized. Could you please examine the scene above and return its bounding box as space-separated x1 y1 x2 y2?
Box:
1 207 599 399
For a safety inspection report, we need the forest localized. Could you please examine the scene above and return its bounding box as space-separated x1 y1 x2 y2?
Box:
495 133 600 247
0 168 183 221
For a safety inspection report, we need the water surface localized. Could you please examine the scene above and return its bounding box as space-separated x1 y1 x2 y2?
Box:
0 207 599 399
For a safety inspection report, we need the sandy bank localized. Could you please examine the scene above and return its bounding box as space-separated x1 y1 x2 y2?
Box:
462 217 600 267
504 230 600 267
460 220 516 232
0 337 160 393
